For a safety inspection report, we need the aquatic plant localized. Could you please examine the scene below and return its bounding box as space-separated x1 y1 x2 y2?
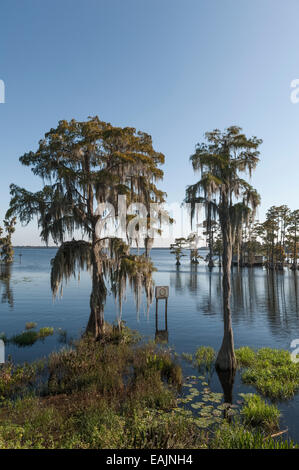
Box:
236 347 299 399
195 346 215 370
241 394 280 432
38 327 54 339
211 422 297 449
10 327 54 347
0 330 298 449
235 346 256 367
25 322 37 330
11 331 39 347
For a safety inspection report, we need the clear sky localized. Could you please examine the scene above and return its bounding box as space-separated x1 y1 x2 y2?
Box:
1 0 299 245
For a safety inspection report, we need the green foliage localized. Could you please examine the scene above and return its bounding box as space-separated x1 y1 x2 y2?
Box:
241 394 280 432
236 347 299 399
11 331 39 346
7 117 168 337
0 217 16 264
0 333 297 449
10 327 54 347
211 422 297 449
38 327 54 339
235 346 256 366
195 346 215 370
25 322 37 330
0 361 45 399
0 328 189 448
185 126 261 244
170 238 186 265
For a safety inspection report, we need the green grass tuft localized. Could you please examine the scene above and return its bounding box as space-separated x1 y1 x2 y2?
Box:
195 346 215 370
236 347 299 399
241 394 280 432
10 327 54 347
25 322 37 330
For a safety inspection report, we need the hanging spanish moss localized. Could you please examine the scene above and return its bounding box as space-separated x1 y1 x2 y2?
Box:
7 117 167 338
51 240 93 298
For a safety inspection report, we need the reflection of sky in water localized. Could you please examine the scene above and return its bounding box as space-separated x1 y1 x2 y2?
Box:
1 247 299 441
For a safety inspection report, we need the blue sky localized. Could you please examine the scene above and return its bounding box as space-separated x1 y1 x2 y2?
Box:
1 0 299 245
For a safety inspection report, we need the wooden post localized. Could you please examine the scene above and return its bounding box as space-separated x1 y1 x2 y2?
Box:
165 298 168 330
155 286 169 341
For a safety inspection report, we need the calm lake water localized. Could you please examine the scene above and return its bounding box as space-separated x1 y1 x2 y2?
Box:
1 247 299 441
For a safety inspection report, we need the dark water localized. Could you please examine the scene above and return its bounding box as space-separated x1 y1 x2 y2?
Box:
1 248 299 441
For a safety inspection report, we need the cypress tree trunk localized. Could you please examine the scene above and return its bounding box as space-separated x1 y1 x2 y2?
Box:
293 224 297 270
216 213 237 371
86 241 106 338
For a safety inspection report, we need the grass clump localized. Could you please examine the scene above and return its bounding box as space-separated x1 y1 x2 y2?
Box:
0 328 192 449
210 422 297 449
0 361 45 399
38 327 54 339
25 322 37 330
11 331 39 347
235 347 256 367
10 327 54 347
241 394 280 432
236 347 299 399
0 333 298 449
195 346 215 370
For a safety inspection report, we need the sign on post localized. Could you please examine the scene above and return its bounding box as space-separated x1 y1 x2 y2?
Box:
155 286 169 299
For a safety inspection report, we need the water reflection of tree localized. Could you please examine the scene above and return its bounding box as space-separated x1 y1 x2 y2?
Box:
170 265 222 314
188 265 199 294
171 267 184 293
171 264 299 336
231 267 259 322
0 263 13 307
289 271 299 316
216 368 236 404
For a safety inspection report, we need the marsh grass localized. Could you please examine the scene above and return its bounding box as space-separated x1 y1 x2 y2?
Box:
241 394 280 432
25 322 37 330
195 346 215 370
11 331 39 347
10 327 54 347
38 327 54 339
236 347 299 399
211 422 297 449
0 334 296 449
0 327 189 448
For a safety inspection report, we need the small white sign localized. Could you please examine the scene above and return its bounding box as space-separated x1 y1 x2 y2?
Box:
0 339 4 364
155 286 169 299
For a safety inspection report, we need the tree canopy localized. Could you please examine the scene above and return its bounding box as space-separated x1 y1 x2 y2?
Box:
7 117 166 336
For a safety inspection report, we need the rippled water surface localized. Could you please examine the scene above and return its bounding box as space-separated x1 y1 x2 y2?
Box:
1 247 299 441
